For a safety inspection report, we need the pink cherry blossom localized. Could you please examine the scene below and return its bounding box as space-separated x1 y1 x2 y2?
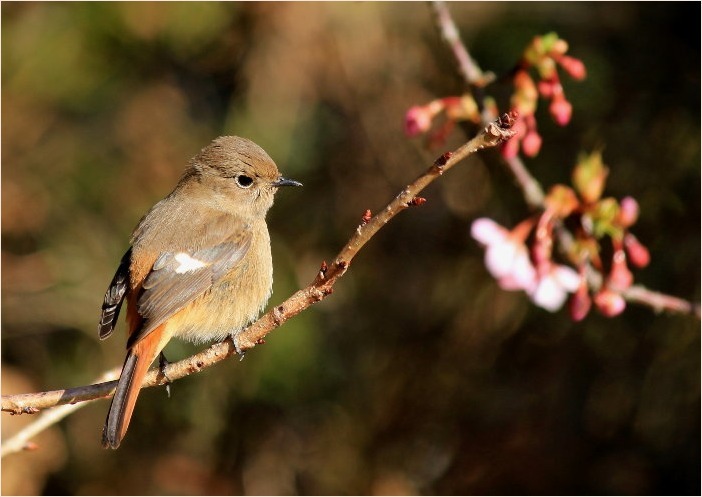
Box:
528 262 580 312
404 105 434 136
471 218 537 292
404 100 445 137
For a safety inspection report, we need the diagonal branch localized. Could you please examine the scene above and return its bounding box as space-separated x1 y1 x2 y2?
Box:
1 117 516 420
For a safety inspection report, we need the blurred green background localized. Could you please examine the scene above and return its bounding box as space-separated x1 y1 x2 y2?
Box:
2 2 699 495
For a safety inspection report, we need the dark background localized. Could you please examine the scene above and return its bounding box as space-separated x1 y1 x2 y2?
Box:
2 2 699 495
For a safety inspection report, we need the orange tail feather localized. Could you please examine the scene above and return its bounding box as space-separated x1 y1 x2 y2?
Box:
102 325 164 449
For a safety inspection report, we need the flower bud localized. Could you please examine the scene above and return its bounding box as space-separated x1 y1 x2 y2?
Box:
558 55 587 80
594 288 626 317
608 249 633 291
569 276 591 321
522 129 543 157
404 100 445 137
501 136 520 159
572 151 608 204
500 114 526 159
404 105 434 136
624 233 650 268
549 94 572 126
617 196 639 228
537 79 555 98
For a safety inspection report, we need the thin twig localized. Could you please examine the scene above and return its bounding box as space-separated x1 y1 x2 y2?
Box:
1 402 82 458
1 117 516 417
623 285 701 318
1 368 120 458
430 1 484 87
503 155 545 208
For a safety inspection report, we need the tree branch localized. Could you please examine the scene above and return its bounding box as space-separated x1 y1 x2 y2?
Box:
430 1 486 88
1 117 516 419
623 285 701 318
1 368 120 458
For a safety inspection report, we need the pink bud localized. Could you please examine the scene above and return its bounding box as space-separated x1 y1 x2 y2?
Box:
537 79 555 98
521 130 543 157
558 55 587 80
569 277 591 321
594 288 626 317
618 196 639 227
511 114 528 137
549 95 572 126
624 233 650 268
404 105 433 136
501 138 520 159
608 249 633 291
500 114 526 159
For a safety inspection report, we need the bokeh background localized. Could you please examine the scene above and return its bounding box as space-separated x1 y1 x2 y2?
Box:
2 2 699 495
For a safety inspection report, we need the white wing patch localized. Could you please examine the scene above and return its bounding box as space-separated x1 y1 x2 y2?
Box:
174 253 209 274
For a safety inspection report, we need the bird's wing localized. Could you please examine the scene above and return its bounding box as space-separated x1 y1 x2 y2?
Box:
126 217 253 348
98 248 132 340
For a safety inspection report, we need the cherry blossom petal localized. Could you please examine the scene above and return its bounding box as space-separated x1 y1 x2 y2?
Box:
471 218 508 246
509 250 538 291
553 264 580 292
530 275 569 312
488 242 524 279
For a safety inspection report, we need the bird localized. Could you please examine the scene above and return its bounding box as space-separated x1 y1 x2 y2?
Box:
98 135 301 449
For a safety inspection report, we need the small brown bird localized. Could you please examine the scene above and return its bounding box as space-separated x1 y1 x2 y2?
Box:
98 136 301 449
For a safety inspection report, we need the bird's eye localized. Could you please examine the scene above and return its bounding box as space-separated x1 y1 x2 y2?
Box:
235 175 254 188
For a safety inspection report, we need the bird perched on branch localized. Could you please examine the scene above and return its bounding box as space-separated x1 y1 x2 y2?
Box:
98 136 301 449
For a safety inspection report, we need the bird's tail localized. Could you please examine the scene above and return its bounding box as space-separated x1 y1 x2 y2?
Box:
102 326 163 449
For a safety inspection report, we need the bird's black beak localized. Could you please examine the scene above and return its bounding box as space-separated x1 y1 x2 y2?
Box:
272 177 303 188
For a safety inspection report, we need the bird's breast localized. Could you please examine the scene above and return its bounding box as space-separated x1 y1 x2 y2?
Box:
168 225 273 344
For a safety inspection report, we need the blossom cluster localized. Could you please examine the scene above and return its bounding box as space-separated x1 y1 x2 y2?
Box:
404 95 482 146
403 32 649 320
503 32 586 159
403 32 586 158
471 152 649 320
